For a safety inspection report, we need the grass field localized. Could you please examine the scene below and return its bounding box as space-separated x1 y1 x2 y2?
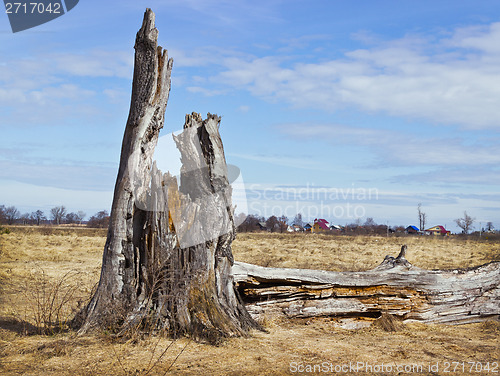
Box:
0 227 499 375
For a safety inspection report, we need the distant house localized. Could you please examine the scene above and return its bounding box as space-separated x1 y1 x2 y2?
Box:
405 225 419 234
312 218 329 233
291 224 303 232
304 223 312 232
257 222 267 231
329 224 343 232
425 225 450 236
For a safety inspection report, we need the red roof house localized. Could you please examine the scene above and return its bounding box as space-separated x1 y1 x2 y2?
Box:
425 225 450 236
312 218 329 233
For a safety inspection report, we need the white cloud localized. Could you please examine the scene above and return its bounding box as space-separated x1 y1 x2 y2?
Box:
237 105 250 113
0 49 132 86
53 50 133 78
103 88 128 103
0 179 112 214
448 23 500 54
0 83 97 126
0 49 132 127
229 152 332 171
280 122 500 168
393 168 500 186
208 22 500 130
186 86 227 96
0 160 116 191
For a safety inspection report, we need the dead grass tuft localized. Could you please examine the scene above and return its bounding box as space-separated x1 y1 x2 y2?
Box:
372 312 405 332
21 268 86 335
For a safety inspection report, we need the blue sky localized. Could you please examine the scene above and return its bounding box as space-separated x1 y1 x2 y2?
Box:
1 0 499 231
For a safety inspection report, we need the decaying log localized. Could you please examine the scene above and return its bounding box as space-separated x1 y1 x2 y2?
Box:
77 9 259 342
233 246 500 325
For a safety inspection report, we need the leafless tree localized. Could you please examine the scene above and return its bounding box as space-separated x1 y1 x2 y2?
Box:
417 203 427 231
455 211 475 234
86 210 109 228
65 211 86 224
236 214 262 232
266 215 279 233
486 222 494 232
20 212 30 225
50 206 67 225
293 213 303 227
76 211 86 225
364 217 376 227
65 212 80 224
4 206 20 225
31 210 46 226
278 215 289 233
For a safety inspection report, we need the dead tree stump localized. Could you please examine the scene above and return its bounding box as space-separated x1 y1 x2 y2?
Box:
76 9 259 343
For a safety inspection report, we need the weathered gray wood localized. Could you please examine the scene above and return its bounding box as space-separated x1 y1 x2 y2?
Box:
77 9 259 342
78 9 173 334
233 246 500 325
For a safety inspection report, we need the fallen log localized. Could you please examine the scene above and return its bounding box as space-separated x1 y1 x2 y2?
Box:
233 245 500 325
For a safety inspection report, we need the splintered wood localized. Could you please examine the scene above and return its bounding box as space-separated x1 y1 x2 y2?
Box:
233 246 500 325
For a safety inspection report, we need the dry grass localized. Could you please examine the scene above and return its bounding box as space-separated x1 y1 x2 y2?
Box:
232 232 500 271
0 227 499 375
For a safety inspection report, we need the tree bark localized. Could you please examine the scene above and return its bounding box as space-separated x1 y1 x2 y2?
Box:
77 9 259 343
233 246 500 325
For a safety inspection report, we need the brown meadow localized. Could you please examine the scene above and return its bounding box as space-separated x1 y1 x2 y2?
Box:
0 227 498 375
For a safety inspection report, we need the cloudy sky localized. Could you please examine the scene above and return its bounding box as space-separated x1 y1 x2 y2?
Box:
1 0 499 231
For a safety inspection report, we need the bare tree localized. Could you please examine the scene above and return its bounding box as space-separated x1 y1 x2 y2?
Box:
77 211 86 225
417 203 427 232
50 206 66 225
486 222 494 232
237 214 264 232
65 212 80 224
4 206 20 225
293 213 303 227
86 210 109 228
266 215 279 233
234 212 246 228
31 210 46 226
278 215 289 233
364 217 376 227
455 211 475 234
20 212 30 225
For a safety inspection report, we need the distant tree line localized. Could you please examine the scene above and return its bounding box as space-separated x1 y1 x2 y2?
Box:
0 203 495 235
236 209 495 236
0 204 110 228
237 214 290 233
236 214 404 234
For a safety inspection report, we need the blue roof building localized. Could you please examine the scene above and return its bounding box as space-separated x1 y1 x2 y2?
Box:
406 225 419 234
